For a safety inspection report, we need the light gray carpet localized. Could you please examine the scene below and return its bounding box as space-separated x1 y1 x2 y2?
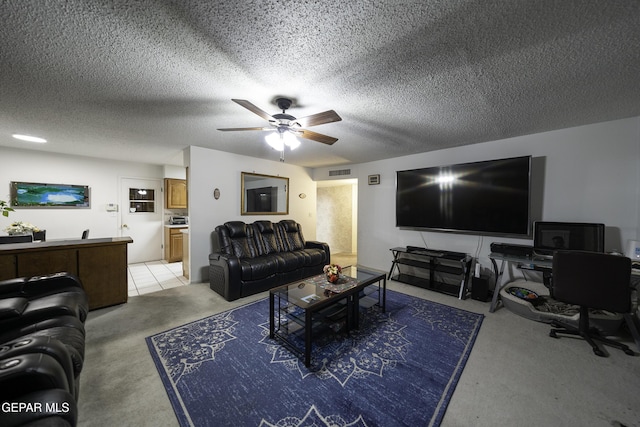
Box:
78 279 640 427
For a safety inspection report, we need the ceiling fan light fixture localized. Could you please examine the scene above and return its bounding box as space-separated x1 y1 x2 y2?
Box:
283 132 300 150
265 132 284 151
220 98 341 156
265 129 300 151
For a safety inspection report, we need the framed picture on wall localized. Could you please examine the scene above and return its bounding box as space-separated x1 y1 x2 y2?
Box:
368 174 380 185
10 181 90 208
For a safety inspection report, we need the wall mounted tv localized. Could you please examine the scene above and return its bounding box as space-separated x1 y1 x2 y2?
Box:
10 181 90 208
396 156 531 236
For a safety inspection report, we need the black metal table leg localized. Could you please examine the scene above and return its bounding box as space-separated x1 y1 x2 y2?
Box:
304 309 312 367
269 293 275 338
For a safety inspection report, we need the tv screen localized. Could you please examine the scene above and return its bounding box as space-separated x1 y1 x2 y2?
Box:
396 156 531 235
10 181 90 208
533 221 604 256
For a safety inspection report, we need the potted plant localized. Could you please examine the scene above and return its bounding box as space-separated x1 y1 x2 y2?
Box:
323 264 343 283
4 221 40 236
0 200 13 217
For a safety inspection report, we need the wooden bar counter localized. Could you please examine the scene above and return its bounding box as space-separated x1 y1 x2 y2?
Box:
0 237 133 310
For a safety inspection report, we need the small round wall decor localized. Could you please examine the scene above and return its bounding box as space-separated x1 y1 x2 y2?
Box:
214 188 220 199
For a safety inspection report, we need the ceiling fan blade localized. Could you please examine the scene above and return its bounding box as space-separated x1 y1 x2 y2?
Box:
217 127 271 131
296 110 342 127
231 99 274 121
299 129 338 145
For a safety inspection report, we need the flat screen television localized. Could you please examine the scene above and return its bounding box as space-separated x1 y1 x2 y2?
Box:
533 221 605 257
10 181 90 208
396 156 531 236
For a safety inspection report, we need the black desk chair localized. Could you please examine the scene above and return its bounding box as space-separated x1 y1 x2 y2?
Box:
549 250 635 357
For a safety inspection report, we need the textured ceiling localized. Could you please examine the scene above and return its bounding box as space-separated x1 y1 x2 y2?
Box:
1 0 639 168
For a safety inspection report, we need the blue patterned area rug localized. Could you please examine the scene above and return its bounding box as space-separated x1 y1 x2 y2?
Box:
146 289 483 427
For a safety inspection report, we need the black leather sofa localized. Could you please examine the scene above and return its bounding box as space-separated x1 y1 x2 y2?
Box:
0 273 87 427
209 220 330 301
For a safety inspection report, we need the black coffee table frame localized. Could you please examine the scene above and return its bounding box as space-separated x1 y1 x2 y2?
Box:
269 266 386 367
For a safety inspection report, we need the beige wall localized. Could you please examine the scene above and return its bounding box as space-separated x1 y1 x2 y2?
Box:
317 185 354 253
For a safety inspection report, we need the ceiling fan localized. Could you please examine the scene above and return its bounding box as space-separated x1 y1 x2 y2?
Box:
217 98 342 153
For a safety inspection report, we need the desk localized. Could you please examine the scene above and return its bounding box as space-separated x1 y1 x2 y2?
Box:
489 252 640 351
488 253 551 313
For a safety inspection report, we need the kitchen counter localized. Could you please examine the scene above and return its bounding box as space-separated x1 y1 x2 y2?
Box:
0 237 133 310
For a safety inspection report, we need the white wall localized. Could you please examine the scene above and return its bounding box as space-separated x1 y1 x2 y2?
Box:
0 146 163 240
315 117 640 275
4 117 638 286
186 146 318 283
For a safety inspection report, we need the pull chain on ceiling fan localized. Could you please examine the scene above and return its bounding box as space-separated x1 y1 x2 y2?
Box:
217 97 342 161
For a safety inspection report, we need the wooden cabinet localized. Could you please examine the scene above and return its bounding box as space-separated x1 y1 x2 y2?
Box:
165 178 187 209
0 237 132 310
165 227 186 262
0 254 17 281
17 249 78 278
78 245 128 310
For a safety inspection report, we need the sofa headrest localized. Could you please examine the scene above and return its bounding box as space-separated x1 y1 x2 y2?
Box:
225 221 248 238
254 221 275 234
279 220 298 232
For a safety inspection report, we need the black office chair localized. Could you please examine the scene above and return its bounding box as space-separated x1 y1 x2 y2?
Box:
549 250 635 357
81 229 89 239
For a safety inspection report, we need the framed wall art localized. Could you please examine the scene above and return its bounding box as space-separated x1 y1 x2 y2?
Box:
10 181 90 208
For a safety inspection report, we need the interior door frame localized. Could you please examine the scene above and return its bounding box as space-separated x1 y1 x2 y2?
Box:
119 176 164 264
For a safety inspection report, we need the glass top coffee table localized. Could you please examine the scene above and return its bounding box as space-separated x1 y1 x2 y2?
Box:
269 265 386 367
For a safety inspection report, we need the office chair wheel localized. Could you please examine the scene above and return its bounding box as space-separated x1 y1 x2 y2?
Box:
593 347 606 357
549 331 558 338
623 348 634 356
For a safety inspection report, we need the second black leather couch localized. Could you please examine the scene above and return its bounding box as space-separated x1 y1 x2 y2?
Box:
209 220 330 301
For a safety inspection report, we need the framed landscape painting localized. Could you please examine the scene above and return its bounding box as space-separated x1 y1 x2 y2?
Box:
10 181 90 208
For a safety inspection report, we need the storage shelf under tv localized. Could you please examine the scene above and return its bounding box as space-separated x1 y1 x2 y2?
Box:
388 247 473 299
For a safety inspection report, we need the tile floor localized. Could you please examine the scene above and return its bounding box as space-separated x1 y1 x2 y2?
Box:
127 257 357 297
127 260 188 297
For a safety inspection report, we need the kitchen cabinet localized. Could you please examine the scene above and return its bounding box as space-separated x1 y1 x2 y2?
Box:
165 226 187 262
165 178 187 209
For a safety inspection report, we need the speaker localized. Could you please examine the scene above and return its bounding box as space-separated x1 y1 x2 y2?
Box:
471 276 490 302
490 242 534 257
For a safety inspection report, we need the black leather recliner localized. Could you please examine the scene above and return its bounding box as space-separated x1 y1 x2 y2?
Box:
0 273 88 323
0 273 87 377
0 336 78 399
0 273 88 427
209 220 330 301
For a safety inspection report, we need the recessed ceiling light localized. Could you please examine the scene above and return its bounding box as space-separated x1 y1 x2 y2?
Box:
12 133 47 143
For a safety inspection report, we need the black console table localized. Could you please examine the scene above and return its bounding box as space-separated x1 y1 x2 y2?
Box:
388 247 473 299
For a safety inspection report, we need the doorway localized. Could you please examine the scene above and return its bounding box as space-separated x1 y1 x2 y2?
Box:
316 179 358 267
120 177 163 264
